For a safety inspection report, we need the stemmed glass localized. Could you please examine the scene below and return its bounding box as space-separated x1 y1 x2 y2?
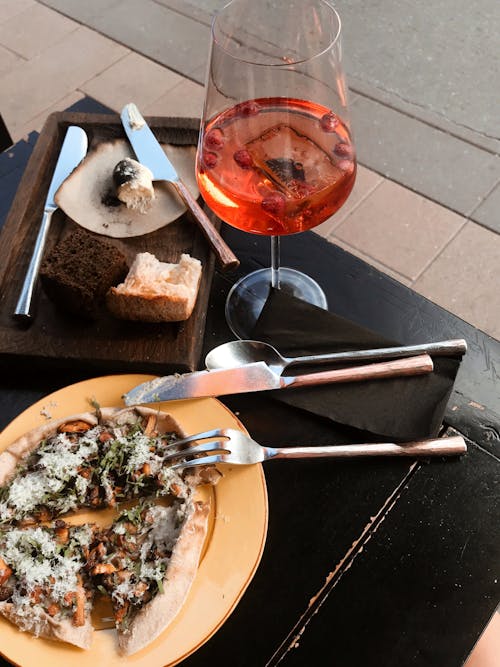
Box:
196 0 356 338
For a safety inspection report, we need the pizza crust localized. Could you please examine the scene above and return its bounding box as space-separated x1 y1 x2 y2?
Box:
117 499 211 656
0 602 93 649
0 452 17 487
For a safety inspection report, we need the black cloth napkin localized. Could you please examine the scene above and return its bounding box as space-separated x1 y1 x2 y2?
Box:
251 289 462 440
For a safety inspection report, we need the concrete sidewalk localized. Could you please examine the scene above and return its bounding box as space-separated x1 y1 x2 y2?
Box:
0 0 498 339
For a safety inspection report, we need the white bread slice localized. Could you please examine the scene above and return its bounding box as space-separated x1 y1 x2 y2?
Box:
106 252 202 322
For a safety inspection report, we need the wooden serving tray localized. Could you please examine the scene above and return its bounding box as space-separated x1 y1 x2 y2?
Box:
0 112 217 375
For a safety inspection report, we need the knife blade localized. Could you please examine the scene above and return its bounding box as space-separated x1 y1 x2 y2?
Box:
123 354 433 405
120 103 239 271
14 126 88 322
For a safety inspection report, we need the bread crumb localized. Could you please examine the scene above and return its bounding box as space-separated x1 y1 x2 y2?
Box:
39 401 58 420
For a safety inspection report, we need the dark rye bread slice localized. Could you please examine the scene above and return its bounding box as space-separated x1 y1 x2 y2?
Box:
40 229 128 318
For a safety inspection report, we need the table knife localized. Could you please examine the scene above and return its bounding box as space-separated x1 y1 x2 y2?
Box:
123 354 433 405
120 103 239 271
14 125 88 322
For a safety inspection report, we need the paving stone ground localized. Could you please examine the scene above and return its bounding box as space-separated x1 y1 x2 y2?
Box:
0 0 498 340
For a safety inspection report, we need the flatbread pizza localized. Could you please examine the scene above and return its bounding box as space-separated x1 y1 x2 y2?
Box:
0 406 221 654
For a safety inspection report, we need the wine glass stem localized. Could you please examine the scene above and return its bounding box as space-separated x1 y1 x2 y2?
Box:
271 235 280 289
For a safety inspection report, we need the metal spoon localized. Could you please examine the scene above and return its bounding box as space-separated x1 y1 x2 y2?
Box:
205 338 467 375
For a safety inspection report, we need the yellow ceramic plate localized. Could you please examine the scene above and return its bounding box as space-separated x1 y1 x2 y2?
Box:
0 375 268 667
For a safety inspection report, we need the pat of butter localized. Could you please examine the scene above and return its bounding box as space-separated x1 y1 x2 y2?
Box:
126 103 146 130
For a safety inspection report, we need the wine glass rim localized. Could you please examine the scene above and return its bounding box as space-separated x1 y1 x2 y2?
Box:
211 0 342 67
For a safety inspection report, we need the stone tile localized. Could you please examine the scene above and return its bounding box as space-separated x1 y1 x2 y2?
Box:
316 165 384 239
0 3 77 59
470 176 500 234
188 63 207 86
0 26 128 135
81 52 184 113
12 91 85 142
37 0 123 23
0 44 24 79
154 0 213 25
0 0 35 24
413 222 500 340
334 180 466 281
350 95 500 218
84 0 210 78
336 0 499 148
317 234 412 287
144 77 205 119
348 73 500 157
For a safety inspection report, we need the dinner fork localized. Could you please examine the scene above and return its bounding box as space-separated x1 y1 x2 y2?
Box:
163 428 467 469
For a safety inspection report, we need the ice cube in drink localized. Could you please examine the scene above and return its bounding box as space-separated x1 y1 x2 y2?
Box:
245 124 340 199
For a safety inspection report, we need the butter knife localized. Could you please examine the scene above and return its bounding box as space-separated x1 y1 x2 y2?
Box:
120 103 239 271
14 126 88 322
123 354 433 405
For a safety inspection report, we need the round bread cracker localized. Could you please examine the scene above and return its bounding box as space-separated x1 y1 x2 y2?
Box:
54 139 200 238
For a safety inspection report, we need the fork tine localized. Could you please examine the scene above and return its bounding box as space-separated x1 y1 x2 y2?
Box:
171 454 224 470
162 440 229 463
162 428 228 453
160 428 228 456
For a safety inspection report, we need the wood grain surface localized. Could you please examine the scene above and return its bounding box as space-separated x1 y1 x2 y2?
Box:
0 112 220 374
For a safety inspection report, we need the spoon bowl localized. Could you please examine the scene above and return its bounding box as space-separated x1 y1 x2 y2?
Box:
205 340 289 375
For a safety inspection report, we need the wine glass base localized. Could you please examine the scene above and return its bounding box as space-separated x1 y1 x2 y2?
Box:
225 267 328 340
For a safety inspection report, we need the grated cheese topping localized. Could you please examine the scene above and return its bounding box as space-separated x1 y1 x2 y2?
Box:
102 502 190 614
0 431 99 520
0 524 93 624
0 412 189 526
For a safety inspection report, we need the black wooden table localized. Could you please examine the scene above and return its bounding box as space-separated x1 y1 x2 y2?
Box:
0 104 498 667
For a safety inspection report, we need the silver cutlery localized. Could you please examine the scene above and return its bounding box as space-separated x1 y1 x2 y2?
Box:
156 428 468 469
205 338 467 374
14 125 88 322
120 103 239 271
123 354 433 405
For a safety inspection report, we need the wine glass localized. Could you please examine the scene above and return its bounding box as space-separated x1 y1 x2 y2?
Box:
196 0 356 338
